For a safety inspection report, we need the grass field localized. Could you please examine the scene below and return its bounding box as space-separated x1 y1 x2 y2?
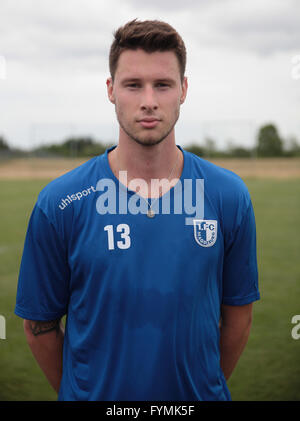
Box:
0 158 300 401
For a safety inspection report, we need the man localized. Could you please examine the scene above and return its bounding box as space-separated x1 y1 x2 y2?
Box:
15 19 260 401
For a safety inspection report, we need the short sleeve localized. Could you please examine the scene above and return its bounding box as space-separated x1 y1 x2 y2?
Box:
15 204 70 320
222 200 260 306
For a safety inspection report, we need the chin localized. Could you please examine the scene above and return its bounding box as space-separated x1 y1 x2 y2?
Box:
133 136 166 147
132 128 173 147
120 120 173 147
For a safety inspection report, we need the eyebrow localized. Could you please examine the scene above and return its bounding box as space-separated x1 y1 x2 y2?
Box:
121 77 176 85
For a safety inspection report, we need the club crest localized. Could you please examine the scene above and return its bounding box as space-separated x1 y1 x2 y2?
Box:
193 219 217 247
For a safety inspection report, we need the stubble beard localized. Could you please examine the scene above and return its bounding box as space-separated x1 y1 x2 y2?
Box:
116 107 180 147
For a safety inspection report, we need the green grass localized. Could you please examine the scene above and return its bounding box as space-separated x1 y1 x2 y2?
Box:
0 178 299 401
0 179 57 400
228 178 300 401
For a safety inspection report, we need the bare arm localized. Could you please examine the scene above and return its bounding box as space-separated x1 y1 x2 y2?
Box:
23 318 65 394
219 303 253 381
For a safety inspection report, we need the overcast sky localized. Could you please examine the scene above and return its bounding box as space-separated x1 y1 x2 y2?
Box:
0 0 299 150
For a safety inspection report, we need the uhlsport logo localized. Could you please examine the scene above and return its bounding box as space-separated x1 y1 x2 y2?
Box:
193 220 217 247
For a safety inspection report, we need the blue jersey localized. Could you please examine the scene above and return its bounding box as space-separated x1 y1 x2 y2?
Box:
15 146 259 401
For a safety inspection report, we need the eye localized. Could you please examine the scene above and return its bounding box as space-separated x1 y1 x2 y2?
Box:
156 82 170 89
126 83 140 89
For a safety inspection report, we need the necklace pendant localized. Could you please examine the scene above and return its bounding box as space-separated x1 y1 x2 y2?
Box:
147 208 155 218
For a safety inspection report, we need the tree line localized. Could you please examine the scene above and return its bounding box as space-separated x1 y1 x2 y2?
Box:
1 123 300 159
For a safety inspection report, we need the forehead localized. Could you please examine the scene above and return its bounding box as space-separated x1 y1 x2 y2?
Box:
115 49 181 81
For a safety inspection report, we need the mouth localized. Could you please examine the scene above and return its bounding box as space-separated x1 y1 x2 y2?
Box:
137 118 161 129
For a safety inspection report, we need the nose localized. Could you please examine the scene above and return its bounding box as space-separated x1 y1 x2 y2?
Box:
140 85 158 111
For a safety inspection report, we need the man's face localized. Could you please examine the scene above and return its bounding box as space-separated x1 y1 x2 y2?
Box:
107 49 187 147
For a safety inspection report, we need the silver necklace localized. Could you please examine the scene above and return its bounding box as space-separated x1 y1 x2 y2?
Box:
117 149 180 218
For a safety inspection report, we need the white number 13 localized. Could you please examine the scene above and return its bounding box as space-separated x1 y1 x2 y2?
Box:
104 224 131 250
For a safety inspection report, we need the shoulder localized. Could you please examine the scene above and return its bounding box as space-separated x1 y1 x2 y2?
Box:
184 149 251 209
183 150 254 234
32 151 111 233
36 153 106 211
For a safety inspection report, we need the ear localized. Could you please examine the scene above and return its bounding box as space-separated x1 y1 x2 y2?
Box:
180 76 188 104
106 77 115 104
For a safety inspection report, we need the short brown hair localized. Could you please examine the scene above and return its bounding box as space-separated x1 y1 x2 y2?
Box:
109 19 186 82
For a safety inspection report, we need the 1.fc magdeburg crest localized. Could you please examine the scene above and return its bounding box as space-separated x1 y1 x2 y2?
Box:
193 220 218 247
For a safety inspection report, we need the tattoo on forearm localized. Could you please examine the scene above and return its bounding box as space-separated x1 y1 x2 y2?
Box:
29 319 61 337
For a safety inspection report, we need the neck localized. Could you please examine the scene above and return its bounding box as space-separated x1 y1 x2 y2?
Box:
109 135 182 182
108 131 183 198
